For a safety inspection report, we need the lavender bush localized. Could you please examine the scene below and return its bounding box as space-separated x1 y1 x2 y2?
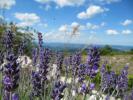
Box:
0 29 133 100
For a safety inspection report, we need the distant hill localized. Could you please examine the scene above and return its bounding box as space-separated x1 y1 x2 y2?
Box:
34 42 133 52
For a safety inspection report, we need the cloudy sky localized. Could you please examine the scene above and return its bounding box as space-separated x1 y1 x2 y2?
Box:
0 0 133 46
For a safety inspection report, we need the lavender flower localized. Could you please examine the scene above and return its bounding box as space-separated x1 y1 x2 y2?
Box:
39 48 51 81
18 40 26 56
31 32 51 98
116 66 128 95
2 29 20 100
12 93 19 100
56 52 64 70
129 89 133 100
100 63 116 92
55 52 64 80
72 52 81 77
90 83 95 90
32 48 38 66
38 32 43 48
71 52 81 94
123 94 129 100
80 83 87 94
0 50 4 66
3 29 14 54
3 53 20 99
37 32 51 81
105 95 110 100
101 71 116 92
86 46 100 78
78 64 86 83
31 71 43 97
51 81 66 100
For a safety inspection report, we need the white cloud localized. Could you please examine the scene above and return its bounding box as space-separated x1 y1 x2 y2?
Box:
14 13 40 27
71 22 79 28
36 0 52 10
86 23 99 30
35 0 51 4
0 0 16 9
122 29 132 35
98 0 121 4
121 19 133 26
106 29 119 35
101 22 106 26
86 22 105 30
59 24 68 32
58 22 82 37
35 0 85 8
55 0 85 7
77 5 108 19
44 31 67 42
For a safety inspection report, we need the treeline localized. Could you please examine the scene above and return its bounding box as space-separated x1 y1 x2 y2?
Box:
81 45 133 56
100 45 133 55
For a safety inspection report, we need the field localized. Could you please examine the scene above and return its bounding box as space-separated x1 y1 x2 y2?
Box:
101 55 133 75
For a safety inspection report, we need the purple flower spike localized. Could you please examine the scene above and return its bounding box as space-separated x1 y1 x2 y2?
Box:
2 29 20 100
105 95 110 100
130 89 133 100
90 83 95 90
86 46 100 78
72 52 81 76
3 53 20 93
3 76 12 86
78 64 86 83
31 32 52 98
3 29 13 53
12 93 19 100
116 66 128 93
32 48 38 66
31 71 43 97
80 83 87 94
0 50 4 66
51 81 66 100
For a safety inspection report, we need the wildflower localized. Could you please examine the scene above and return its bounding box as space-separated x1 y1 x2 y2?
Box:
51 81 66 100
100 63 116 92
3 53 20 99
55 52 64 80
2 29 20 100
72 52 81 77
0 50 4 66
116 66 128 96
38 32 43 48
80 83 87 94
12 93 19 100
86 46 100 78
18 40 26 56
31 71 43 97
90 83 95 90
32 48 38 66
105 95 110 100
3 29 13 53
78 64 86 83
31 32 51 98
129 89 133 100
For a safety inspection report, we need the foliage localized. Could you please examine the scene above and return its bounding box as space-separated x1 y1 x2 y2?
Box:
0 22 35 57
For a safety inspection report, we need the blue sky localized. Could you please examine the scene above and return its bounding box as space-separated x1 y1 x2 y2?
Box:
0 0 133 46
